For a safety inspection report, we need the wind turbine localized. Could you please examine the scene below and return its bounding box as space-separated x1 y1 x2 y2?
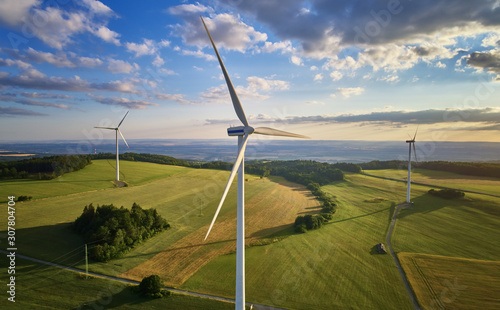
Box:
405 127 418 203
95 111 129 181
200 16 310 310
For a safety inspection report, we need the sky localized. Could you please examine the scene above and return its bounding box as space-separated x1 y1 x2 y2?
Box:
0 0 499 143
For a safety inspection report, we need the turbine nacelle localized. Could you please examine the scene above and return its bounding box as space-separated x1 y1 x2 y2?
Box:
228 126 254 136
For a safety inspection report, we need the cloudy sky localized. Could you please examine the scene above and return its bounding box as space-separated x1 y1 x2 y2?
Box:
0 0 499 142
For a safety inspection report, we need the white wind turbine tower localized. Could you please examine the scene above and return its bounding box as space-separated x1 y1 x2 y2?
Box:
406 128 418 203
95 111 129 181
200 16 310 310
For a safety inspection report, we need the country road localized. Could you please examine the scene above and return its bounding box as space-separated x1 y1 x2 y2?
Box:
385 204 421 310
0 250 286 310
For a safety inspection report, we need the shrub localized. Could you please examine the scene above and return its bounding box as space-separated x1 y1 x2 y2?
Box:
17 195 32 202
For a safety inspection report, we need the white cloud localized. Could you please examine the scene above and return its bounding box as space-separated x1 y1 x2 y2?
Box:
482 33 500 47
76 56 103 68
310 66 319 71
0 68 144 94
0 93 69 109
246 76 289 91
0 0 39 27
126 39 157 57
313 73 323 81
180 49 215 61
152 55 164 67
290 55 303 66
337 87 365 98
201 76 289 103
81 0 113 15
92 26 120 45
0 57 32 70
261 41 294 54
329 71 343 81
378 75 400 83
89 94 158 109
159 68 177 75
156 93 190 104
306 100 325 105
169 6 267 53
435 61 446 68
106 59 139 74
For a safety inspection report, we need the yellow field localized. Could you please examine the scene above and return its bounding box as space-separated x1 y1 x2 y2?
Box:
399 253 500 310
120 178 320 287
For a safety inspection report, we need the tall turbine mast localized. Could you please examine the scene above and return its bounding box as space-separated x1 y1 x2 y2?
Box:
405 128 418 203
95 111 129 181
200 16 310 310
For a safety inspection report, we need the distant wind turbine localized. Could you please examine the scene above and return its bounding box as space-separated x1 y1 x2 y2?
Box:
200 16 310 310
95 111 129 181
406 127 418 203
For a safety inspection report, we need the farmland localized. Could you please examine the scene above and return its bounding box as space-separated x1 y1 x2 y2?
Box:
1 160 499 309
363 168 500 196
399 253 500 310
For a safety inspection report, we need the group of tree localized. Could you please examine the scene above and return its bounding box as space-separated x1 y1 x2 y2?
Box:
245 160 361 185
360 160 500 179
0 155 92 180
73 203 170 262
428 188 465 199
294 182 338 233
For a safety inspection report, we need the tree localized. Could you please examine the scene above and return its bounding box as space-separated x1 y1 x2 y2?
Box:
138 275 170 298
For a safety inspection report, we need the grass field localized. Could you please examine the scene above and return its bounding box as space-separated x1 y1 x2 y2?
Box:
120 178 319 287
0 160 189 203
364 168 500 195
0 256 233 310
182 174 415 310
399 253 500 310
392 191 500 261
2 160 500 309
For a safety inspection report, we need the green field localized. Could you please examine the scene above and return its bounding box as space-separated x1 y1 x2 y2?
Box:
1 161 499 309
399 253 500 310
0 256 233 310
0 160 189 203
182 174 415 309
364 168 500 195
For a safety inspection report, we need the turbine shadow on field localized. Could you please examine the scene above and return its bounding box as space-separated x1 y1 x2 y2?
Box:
1 223 85 265
329 207 389 225
249 223 291 238
396 193 447 219
76 286 148 309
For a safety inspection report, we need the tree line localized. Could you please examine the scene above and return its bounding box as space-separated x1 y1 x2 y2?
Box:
0 155 92 180
73 203 170 262
294 182 338 233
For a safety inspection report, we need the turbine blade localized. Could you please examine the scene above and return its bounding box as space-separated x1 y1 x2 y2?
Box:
205 134 250 240
254 127 311 139
413 125 419 140
94 127 116 130
200 16 249 127
118 129 129 148
117 111 129 128
413 143 418 162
